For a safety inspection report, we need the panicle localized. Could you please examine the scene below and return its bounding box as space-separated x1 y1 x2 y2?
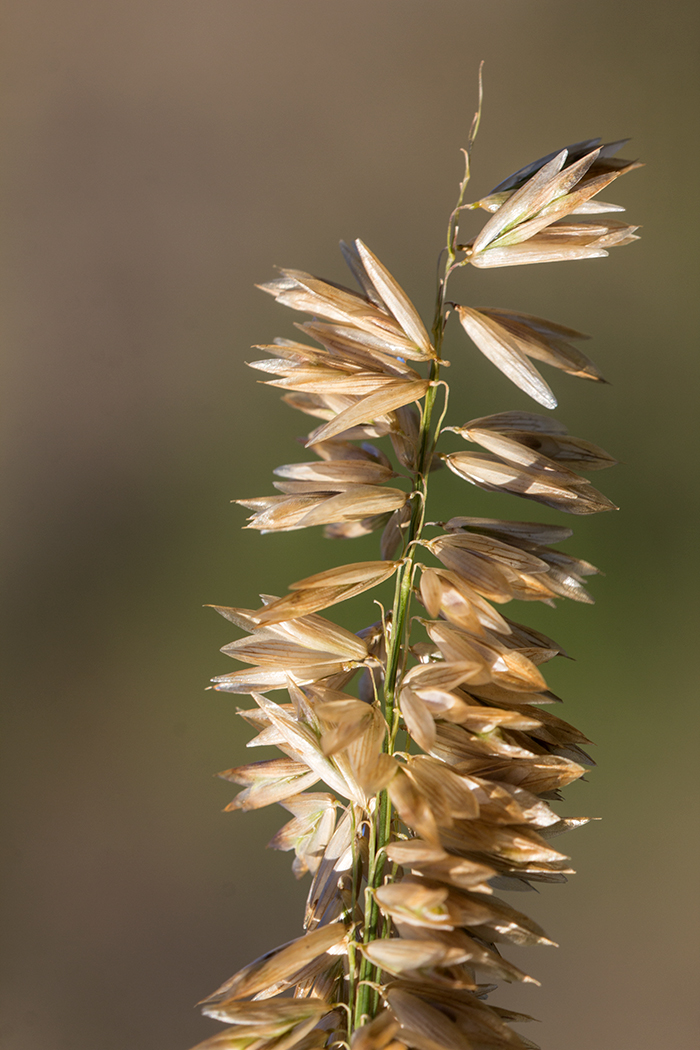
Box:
196 121 638 1050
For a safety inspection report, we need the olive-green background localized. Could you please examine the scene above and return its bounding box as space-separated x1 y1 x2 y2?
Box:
2 2 698 1048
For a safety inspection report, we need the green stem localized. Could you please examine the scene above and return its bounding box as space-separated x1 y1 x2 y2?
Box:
353 802 378 1027
351 275 454 1034
349 147 473 1031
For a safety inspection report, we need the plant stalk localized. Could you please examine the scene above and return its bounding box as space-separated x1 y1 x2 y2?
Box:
350 251 455 1032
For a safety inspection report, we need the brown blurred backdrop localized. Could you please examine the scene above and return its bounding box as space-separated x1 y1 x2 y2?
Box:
2 2 699 1048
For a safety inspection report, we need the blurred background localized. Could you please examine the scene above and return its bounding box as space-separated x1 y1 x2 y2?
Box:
2 2 699 1048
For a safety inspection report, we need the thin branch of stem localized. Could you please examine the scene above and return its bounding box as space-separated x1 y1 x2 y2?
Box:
350 181 469 1033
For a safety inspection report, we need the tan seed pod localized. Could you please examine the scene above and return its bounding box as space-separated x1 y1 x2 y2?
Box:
456 306 557 409
274 459 396 486
388 768 441 845
462 426 600 486
296 486 408 528
268 794 338 877
219 758 320 812
201 998 331 1028
340 706 397 801
385 986 481 1050
351 1010 402 1050
381 502 412 560
289 560 402 591
305 806 355 930
442 516 573 546
429 531 549 575
299 318 428 363
199 922 348 1006
212 668 292 694
472 149 574 254
384 839 450 866
430 570 512 634
267 370 413 396
237 494 331 532
220 637 362 671
423 539 515 604
406 756 480 820
189 1018 328 1050
317 700 375 756
354 240 434 355
305 380 431 447
399 687 437 753
442 451 617 515
250 692 354 802
403 660 492 694
390 924 537 985
374 881 452 930
470 308 605 382
470 221 638 268
361 937 470 975
252 567 399 625
470 146 637 261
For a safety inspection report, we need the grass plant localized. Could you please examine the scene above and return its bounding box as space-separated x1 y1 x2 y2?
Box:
194 82 640 1050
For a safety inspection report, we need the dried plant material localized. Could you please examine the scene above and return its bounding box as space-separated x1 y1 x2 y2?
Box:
305 807 355 930
467 143 639 268
422 541 519 605
295 487 409 528
362 937 473 976
274 459 397 486
390 926 536 985
377 503 409 560
268 794 338 877
213 612 377 698
459 426 609 484
399 687 437 752
388 986 534 1050
266 370 417 397
456 307 557 408
212 667 294 694
486 137 637 197
422 569 513 635
394 855 497 895
423 620 548 693
201 998 332 1028
471 310 605 383
354 240 434 355
305 380 431 447
403 660 486 692
407 756 480 820
237 494 331 532
443 515 573 545
388 768 441 845
351 1011 402 1050
219 758 320 811
470 220 639 268
197 99 639 1050
189 1021 329 1050
251 561 401 624
289 560 402 591
299 318 429 364
259 263 433 364
201 923 348 1006
455 410 616 468
471 148 574 254
442 450 617 515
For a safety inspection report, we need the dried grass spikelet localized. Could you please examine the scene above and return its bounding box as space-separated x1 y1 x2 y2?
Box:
198 106 639 1050
464 142 640 268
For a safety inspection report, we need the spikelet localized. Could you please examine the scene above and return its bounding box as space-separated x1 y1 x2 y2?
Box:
196 82 639 1050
